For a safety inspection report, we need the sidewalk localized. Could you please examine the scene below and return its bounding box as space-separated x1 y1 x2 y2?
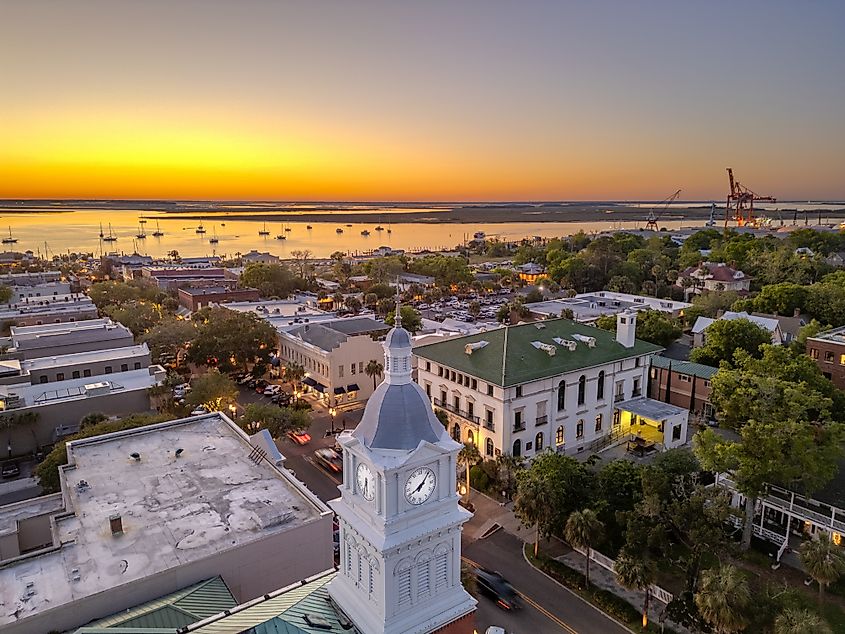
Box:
464 488 694 634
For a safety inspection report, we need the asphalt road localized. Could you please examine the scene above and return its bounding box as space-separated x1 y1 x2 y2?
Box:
464 531 630 634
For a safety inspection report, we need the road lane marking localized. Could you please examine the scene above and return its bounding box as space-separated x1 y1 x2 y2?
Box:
304 456 342 485
461 555 578 634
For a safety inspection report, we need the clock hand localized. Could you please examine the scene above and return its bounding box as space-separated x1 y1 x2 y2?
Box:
414 476 427 494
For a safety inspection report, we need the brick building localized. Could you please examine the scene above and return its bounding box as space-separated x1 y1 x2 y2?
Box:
177 285 260 312
648 355 717 421
806 326 845 390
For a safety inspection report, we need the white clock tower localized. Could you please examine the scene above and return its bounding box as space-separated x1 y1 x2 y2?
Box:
328 306 477 634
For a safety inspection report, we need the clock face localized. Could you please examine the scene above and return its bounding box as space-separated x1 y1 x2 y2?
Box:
356 463 375 501
404 466 436 505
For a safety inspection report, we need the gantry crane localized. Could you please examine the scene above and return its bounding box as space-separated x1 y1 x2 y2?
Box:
644 189 682 231
724 168 776 229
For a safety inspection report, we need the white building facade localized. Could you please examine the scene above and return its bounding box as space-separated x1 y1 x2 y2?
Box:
415 313 677 461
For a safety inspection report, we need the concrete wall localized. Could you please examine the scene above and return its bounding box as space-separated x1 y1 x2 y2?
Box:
3 307 99 328
23 351 151 385
647 366 713 418
2 389 153 457
9 283 71 303
12 334 136 360
2 513 334 634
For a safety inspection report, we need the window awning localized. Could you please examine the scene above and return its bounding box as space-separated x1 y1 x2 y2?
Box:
313 383 326 393
302 377 317 387
346 383 360 392
334 387 346 395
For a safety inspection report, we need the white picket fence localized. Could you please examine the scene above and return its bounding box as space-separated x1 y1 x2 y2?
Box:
573 546 674 604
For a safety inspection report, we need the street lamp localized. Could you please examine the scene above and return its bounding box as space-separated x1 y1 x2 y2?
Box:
329 406 337 436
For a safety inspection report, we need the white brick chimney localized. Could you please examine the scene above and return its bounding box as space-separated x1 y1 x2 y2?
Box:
616 310 636 348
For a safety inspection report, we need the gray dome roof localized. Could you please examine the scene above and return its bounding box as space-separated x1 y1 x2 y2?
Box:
385 326 411 348
353 382 443 450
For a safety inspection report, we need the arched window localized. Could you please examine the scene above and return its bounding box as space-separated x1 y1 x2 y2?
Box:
395 559 412 606
485 437 494 456
595 414 603 432
577 375 586 405
535 432 544 451
555 426 564 446
597 371 605 400
557 380 566 411
512 439 521 457
434 543 450 590
467 429 474 445
452 424 461 441
416 550 432 599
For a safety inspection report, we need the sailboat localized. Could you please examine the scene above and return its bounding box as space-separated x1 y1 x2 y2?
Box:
136 223 147 239
103 223 118 242
195 221 206 234
284 223 292 232
361 229 370 236
2 227 17 244
209 225 219 244
152 220 164 237
99 222 105 239
258 222 270 236
275 223 286 240
306 224 313 230
139 218 147 224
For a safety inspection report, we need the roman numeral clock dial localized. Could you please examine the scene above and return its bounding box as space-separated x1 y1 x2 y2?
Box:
404 466 436 505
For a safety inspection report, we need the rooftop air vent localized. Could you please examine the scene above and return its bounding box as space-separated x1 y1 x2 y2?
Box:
534 323 545 329
129 452 141 461
109 514 123 535
572 334 596 348
531 341 557 356
464 340 489 355
552 337 577 351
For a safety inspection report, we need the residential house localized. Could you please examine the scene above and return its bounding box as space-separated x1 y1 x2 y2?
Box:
527 291 690 323
692 311 783 347
678 262 751 294
241 250 280 264
648 355 717 421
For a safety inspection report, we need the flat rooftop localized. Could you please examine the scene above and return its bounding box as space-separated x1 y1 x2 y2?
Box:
20 344 150 373
180 286 256 296
11 319 133 352
616 396 689 421
0 413 328 628
0 365 163 409
809 325 845 345
225 299 327 318
10 318 113 336
527 292 690 322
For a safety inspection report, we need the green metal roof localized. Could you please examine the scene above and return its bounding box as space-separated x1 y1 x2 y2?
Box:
414 318 662 387
190 572 360 634
649 355 718 380
78 576 236 632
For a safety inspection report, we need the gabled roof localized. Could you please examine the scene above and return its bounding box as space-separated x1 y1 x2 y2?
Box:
414 318 661 387
693 311 780 335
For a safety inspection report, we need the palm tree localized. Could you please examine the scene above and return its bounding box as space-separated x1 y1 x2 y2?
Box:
365 360 384 391
285 362 305 392
799 533 845 604
458 441 481 502
564 509 603 586
694 564 750 634
614 550 657 629
774 608 831 634
514 475 547 557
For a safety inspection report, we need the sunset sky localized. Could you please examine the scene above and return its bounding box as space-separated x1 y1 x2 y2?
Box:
2 1 843 201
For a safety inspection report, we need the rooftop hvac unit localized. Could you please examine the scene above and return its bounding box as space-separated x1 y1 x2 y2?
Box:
531 341 557 356
572 334 596 348
464 340 489 355
552 337 577 351
84 381 111 396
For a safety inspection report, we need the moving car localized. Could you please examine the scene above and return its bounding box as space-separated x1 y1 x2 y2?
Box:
314 448 343 473
474 568 521 611
287 430 311 445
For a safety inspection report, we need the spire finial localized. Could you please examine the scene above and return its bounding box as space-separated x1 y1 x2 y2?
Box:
394 279 402 327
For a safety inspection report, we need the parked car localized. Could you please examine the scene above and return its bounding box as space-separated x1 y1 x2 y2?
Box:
190 406 209 416
287 431 311 445
1 462 20 479
263 385 283 396
474 568 521 610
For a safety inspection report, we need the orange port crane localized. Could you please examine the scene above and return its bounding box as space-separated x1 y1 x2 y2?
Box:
724 168 776 228
644 189 682 231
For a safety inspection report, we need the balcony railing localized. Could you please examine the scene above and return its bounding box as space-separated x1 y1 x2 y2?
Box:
433 398 480 424
513 422 526 432
614 393 625 402
535 415 548 426
484 420 495 431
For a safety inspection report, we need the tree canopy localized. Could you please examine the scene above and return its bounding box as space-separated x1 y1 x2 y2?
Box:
239 263 302 298
188 307 278 371
595 309 682 347
238 402 310 438
385 305 422 333
185 370 238 411
689 318 772 366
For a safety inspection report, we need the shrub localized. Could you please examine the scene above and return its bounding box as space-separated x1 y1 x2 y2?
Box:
469 465 490 491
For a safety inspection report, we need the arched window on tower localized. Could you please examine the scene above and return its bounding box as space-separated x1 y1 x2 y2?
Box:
416 550 432 600
434 543 450 590
395 559 412 606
